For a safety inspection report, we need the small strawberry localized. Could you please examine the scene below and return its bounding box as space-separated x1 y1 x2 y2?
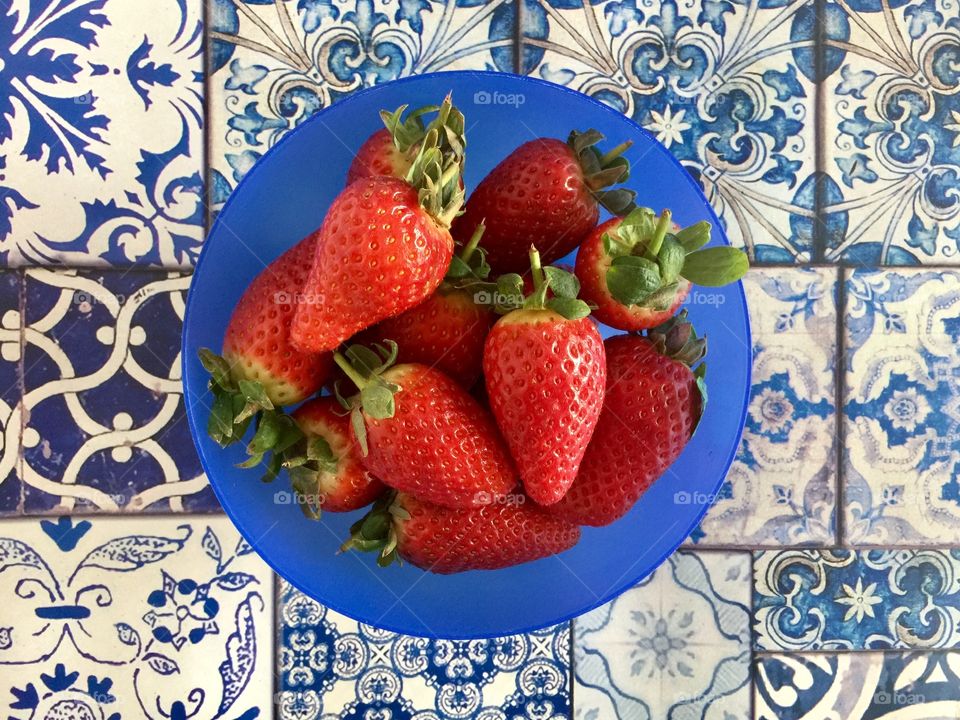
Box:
199 237 332 447
452 129 636 273
334 343 517 509
346 103 437 183
483 249 606 506
576 207 748 331
341 491 581 573
358 224 494 388
291 97 467 354
549 314 706 526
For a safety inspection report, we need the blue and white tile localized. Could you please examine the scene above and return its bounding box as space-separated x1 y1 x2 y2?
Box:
755 652 960 720
21 268 216 514
277 580 570 718
0 516 273 718
690 268 836 546
844 269 960 544
209 0 516 211
0 270 21 513
574 551 750 720
754 549 960 651
820 0 960 264
521 0 819 263
0 0 205 267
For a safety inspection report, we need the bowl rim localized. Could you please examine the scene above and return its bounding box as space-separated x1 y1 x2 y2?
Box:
183 69 752 639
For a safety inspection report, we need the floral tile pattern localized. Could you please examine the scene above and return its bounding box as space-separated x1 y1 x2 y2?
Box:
574 551 751 719
691 268 837 546
0 516 273 719
754 548 960 651
208 0 517 211
520 0 819 263
820 0 960 264
0 0 205 267
0 270 21 513
755 652 960 719
277 580 570 719
844 269 960 544
20 268 216 514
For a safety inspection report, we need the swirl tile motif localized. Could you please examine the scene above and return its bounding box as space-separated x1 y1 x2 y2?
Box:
821 0 960 264
754 548 960 651
0 516 272 719
0 271 21 513
0 0 205 267
521 0 818 263
18 269 215 514
574 551 751 719
844 269 960 543
208 0 516 210
692 268 837 546
755 651 960 719
277 580 571 719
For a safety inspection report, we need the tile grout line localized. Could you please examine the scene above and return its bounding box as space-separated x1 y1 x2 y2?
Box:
568 618 575 714
834 266 847 546
748 549 756 719
813 0 828 263
202 0 215 237
17 267 25 515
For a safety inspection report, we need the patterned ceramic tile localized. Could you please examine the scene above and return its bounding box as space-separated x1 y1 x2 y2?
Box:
754 548 960 651
20 268 216 514
755 651 960 720
520 0 819 263
0 516 273 719
208 0 517 210
574 551 751 719
276 580 570 719
0 0 205 267
691 268 837 546
844 269 960 544
0 270 21 513
820 0 960 264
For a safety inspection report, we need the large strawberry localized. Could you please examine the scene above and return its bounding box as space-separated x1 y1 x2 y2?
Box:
576 207 748 331
341 491 581 573
199 237 332 447
549 314 706 526
334 343 517 508
346 103 436 183
483 249 606 506
358 224 494 388
452 129 636 273
291 98 467 353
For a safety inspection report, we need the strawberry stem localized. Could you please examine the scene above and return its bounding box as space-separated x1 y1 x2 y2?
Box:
529 246 545 294
460 222 485 263
599 140 632 166
333 352 370 392
645 209 672 259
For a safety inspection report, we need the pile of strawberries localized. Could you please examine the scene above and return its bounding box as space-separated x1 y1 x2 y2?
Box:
200 97 747 574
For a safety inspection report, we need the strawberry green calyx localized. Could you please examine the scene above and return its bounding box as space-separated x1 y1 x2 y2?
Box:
332 342 401 454
199 348 274 447
603 207 749 311
339 491 408 567
406 95 467 229
495 247 592 320
568 129 637 216
648 310 709 430
444 222 491 287
379 102 438 153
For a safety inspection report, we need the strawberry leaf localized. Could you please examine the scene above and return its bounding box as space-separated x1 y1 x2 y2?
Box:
350 408 368 456
657 236 686 284
360 384 395 420
674 221 711 252
208 392 238 446
682 247 749 287
199 348 234 390
606 255 661 306
546 297 591 320
544 266 580 299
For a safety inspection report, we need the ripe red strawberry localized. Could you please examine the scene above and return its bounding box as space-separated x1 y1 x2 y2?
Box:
199 237 332 447
483 250 606 505
576 207 748 331
291 98 466 354
549 315 706 526
341 491 581 573
346 103 436 183
452 129 636 273
334 344 517 508
358 224 495 388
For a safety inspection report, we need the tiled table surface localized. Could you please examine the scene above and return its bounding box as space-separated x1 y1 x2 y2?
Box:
0 0 958 718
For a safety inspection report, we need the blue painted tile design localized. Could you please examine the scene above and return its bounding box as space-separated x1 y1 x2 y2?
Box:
21 269 216 514
209 0 516 211
0 270 21 514
0 516 273 718
820 0 960 264
844 269 960 543
277 580 570 718
755 652 960 719
691 268 837 546
0 0 205 267
521 0 819 263
574 551 751 719
755 548 960 651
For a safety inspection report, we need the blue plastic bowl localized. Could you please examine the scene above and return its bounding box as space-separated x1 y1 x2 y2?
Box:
183 71 751 639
